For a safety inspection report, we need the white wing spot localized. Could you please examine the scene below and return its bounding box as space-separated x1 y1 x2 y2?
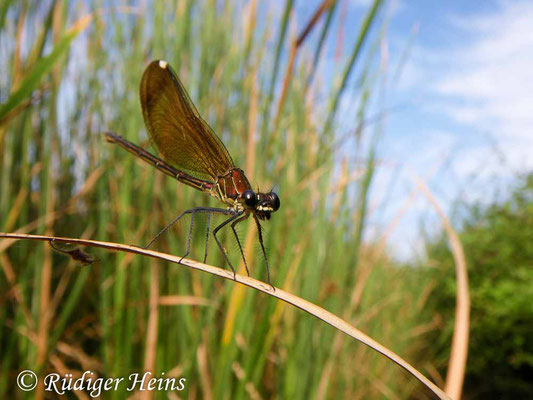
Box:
158 60 168 69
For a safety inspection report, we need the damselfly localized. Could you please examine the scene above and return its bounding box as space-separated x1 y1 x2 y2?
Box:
105 60 280 285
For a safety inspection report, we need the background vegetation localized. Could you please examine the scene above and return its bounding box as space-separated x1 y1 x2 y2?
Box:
418 174 532 399
0 0 529 399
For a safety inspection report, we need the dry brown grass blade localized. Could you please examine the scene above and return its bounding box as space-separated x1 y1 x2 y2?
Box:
143 260 160 379
158 296 213 307
1 232 450 399
413 175 470 400
12 6 27 90
246 64 258 175
197 330 213 400
273 0 335 132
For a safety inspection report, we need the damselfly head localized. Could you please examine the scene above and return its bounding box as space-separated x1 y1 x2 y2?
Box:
242 190 280 220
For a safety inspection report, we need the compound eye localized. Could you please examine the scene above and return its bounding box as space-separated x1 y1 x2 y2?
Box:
243 190 257 207
270 192 280 211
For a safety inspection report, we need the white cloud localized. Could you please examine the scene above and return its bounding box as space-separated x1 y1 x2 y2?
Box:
338 1 533 260
428 1 533 169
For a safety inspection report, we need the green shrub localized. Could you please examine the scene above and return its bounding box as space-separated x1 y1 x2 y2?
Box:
422 174 533 399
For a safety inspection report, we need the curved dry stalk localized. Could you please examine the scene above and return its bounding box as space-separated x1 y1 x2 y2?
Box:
412 175 470 400
0 232 450 400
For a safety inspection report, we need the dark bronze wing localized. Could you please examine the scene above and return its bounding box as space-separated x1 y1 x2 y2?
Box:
140 60 234 181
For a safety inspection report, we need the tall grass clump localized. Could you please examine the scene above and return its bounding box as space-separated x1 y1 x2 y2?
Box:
1 1 447 398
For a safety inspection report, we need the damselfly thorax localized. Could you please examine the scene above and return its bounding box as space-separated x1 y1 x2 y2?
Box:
209 168 279 220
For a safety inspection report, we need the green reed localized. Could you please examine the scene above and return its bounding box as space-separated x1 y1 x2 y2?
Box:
0 1 440 399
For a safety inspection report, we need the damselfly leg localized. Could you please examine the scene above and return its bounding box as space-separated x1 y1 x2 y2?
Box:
253 215 271 287
230 214 251 276
146 207 271 286
145 207 233 261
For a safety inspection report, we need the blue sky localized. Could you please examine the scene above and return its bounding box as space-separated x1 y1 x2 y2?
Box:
287 0 533 258
55 0 532 259
5 0 529 260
